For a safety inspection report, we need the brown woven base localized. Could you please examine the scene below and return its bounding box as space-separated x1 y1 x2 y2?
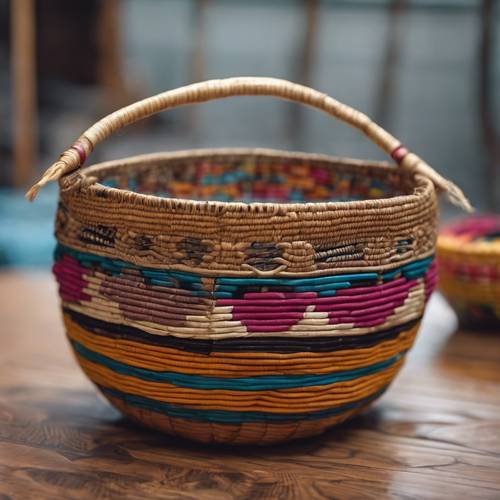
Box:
106 394 370 445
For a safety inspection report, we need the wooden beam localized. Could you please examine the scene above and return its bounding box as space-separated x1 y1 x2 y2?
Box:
289 0 319 147
11 0 37 187
187 0 209 136
479 0 499 211
375 0 407 127
97 0 131 111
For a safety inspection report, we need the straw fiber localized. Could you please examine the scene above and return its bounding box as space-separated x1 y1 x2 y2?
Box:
28 77 470 444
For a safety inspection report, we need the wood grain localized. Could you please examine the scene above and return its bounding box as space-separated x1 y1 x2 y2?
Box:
0 272 499 499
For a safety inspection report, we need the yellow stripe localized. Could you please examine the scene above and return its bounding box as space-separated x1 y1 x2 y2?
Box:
438 234 500 257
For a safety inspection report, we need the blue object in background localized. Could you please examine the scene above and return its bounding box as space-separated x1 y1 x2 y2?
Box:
0 187 57 267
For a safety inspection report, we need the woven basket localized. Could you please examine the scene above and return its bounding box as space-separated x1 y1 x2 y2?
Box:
29 77 471 445
437 215 499 329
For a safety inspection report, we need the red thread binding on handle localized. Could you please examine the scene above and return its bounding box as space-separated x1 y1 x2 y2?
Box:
391 144 408 164
70 143 87 165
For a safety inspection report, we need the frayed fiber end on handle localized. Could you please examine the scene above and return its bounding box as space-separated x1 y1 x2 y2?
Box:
444 184 474 213
26 140 90 201
402 154 474 214
25 182 43 202
25 160 69 202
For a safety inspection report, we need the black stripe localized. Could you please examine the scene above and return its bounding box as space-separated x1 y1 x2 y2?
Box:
65 308 420 355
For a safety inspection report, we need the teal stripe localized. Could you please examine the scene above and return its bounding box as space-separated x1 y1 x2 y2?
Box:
56 245 202 284
288 272 378 286
215 285 239 291
71 339 403 391
214 291 234 298
56 244 433 293
100 385 388 424
148 279 176 287
401 257 433 272
294 282 351 293
382 256 433 281
216 272 378 287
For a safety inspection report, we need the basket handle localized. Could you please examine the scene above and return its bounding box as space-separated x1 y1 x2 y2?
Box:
26 76 471 211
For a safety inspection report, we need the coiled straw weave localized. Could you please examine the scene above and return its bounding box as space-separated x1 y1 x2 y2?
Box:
29 77 470 444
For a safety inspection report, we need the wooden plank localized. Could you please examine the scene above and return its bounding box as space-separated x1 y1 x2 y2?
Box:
0 272 499 498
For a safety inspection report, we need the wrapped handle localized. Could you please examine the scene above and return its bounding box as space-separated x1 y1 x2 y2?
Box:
27 76 472 211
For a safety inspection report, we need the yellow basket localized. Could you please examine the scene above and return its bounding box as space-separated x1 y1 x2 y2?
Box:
438 215 500 329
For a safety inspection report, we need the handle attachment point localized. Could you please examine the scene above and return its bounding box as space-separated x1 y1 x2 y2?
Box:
25 76 473 212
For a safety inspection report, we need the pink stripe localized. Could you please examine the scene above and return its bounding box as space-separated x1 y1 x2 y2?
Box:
53 266 85 282
61 254 83 266
241 319 300 327
59 288 90 302
220 282 415 312
353 318 388 328
230 291 409 318
53 256 90 302
330 308 401 325
244 324 297 333
237 286 412 331
443 215 499 238
232 312 306 321
217 278 413 307
227 305 308 313
54 273 88 292
53 260 87 277
335 278 414 296
218 297 317 307
243 291 317 299
54 255 85 274
425 273 437 284
53 266 87 284
425 271 438 283
329 291 411 326
315 290 409 312
58 280 87 294
349 301 399 318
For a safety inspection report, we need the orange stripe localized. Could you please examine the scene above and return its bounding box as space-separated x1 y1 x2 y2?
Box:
64 313 418 377
73 352 402 414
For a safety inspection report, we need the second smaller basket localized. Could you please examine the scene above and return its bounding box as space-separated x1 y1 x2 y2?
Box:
438 215 500 329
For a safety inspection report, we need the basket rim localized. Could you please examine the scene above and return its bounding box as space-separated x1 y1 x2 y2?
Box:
63 147 435 215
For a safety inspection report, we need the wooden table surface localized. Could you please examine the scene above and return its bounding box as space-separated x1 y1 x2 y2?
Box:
1 272 499 499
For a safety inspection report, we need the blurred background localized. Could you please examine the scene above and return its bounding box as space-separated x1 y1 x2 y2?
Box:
0 0 499 267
